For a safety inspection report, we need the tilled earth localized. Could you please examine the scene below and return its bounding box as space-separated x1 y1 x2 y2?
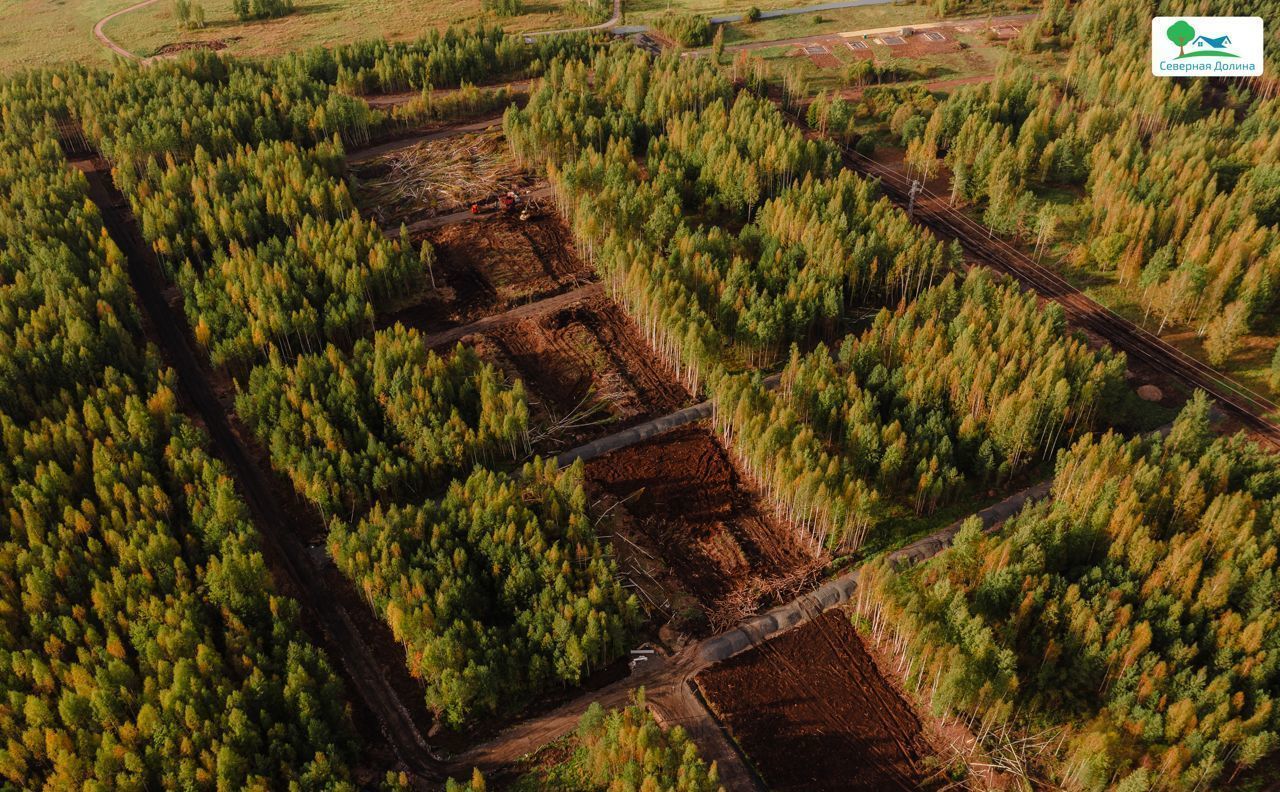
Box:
585 425 817 633
696 609 942 791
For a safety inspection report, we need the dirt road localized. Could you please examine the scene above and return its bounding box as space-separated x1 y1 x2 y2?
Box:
78 160 442 780
450 467 1049 781
525 0 622 36
756 92 1280 449
93 0 159 60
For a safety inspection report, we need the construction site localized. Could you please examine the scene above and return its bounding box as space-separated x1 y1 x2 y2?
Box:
337 102 1003 791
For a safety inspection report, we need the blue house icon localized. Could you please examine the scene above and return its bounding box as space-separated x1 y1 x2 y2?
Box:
1192 34 1232 49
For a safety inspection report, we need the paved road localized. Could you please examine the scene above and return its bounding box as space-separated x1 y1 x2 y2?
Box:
93 0 160 60
708 0 891 24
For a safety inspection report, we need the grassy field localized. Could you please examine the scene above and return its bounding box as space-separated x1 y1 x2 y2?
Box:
744 28 1009 94
108 0 589 60
0 0 133 71
719 1 937 44
623 0 813 24
0 0 591 72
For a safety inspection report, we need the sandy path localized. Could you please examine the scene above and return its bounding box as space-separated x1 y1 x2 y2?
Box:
93 0 160 60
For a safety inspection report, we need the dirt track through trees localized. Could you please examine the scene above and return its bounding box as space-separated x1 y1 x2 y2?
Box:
78 160 442 780
451 470 1052 786
761 92 1280 450
697 610 939 791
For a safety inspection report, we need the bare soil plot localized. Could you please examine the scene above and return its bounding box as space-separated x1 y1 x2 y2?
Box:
895 30 962 57
386 212 594 332
697 609 942 791
585 425 817 634
802 44 841 68
473 295 690 450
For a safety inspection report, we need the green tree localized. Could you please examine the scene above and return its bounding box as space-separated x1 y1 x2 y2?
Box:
1166 20 1195 56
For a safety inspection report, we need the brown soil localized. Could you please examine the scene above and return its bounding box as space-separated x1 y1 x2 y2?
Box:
474 295 690 450
696 610 942 792
807 51 842 68
895 31 962 58
409 213 592 327
845 44 876 61
585 425 817 634
152 38 230 56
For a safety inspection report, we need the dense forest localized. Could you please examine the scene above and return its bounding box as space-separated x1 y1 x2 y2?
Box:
504 691 723 791
330 461 639 727
507 50 1122 550
712 270 1124 550
132 138 426 368
0 76 357 790
237 329 529 517
8 10 1280 785
864 396 1280 789
29 30 640 729
901 0 1280 369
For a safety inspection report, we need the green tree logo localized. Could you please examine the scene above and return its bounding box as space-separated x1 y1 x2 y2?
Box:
1167 20 1196 56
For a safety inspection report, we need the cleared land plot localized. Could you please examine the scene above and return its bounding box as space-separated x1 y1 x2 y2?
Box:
697 610 941 791
800 43 840 67
894 30 962 57
352 131 533 227
385 212 593 331
473 296 690 450
100 0 586 63
585 425 818 634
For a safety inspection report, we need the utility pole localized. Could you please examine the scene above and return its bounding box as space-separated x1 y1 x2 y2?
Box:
907 179 923 217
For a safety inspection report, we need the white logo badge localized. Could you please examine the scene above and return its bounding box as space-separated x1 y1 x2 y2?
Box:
1152 17 1264 76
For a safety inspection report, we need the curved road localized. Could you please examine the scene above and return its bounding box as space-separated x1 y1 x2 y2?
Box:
94 0 621 60
525 0 622 37
93 0 160 61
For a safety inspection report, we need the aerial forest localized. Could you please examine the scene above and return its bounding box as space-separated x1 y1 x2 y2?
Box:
0 77 357 790
901 0 1280 371
7 5 1280 787
863 396 1280 790
506 49 1125 552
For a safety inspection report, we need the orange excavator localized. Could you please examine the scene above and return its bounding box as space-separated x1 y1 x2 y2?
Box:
470 190 521 216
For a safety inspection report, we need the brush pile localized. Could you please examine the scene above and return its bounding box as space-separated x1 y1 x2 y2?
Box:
353 131 525 225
